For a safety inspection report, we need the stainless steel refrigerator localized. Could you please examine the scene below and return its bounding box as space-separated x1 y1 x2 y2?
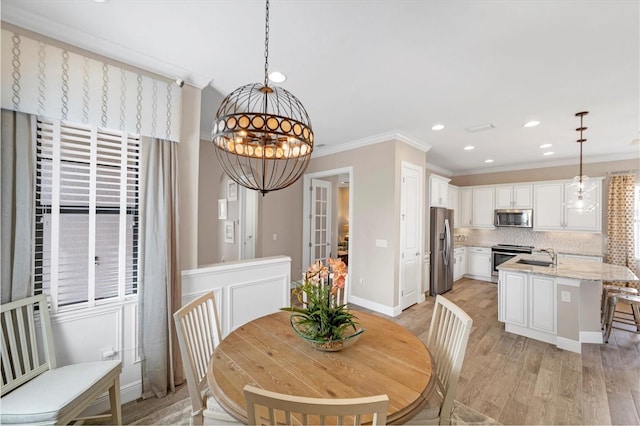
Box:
430 207 453 296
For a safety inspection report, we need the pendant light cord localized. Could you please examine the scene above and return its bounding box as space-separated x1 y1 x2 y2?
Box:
264 0 270 87
576 111 588 187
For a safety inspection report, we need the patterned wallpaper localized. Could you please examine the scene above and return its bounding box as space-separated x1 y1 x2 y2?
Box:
1 28 182 142
457 227 604 256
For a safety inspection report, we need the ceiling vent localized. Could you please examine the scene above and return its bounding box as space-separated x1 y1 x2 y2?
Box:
466 123 495 133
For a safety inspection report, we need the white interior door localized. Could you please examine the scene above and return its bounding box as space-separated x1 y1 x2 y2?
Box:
309 179 332 267
400 163 423 310
239 186 257 260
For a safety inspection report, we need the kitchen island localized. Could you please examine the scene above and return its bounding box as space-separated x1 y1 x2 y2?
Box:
497 255 638 353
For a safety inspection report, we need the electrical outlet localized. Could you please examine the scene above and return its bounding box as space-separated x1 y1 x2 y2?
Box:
560 291 571 303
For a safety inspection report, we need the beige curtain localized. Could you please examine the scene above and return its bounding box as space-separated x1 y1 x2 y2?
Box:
1 109 35 303
606 174 637 287
139 136 184 398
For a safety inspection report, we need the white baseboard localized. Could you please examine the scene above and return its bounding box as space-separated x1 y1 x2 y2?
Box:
580 330 604 344
349 294 399 317
556 336 582 353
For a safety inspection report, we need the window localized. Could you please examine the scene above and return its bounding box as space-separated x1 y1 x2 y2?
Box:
35 118 140 312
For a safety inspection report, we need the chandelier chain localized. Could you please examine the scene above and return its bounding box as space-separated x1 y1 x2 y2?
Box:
264 0 270 87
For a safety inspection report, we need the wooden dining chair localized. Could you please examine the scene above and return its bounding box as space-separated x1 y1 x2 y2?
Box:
407 295 473 425
243 385 389 426
173 292 240 425
1 294 122 425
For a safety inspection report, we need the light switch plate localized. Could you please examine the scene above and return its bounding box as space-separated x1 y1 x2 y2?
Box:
560 290 571 303
375 239 388 248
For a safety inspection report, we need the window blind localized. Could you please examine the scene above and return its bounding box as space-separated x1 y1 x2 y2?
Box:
35 117 139 312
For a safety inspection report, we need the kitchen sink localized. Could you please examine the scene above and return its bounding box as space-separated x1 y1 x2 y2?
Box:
516 259 553 267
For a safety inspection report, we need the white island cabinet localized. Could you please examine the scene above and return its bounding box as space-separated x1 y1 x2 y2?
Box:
498 255 638 353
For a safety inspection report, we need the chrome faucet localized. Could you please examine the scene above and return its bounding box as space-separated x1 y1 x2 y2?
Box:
537 248 557 266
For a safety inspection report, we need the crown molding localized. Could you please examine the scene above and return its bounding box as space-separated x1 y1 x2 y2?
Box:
1 7 213 89
424 162 453 177
312 131 431 158
451 151 640 176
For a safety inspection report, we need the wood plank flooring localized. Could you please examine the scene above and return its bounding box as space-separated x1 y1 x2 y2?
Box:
116 278 639 425
391 278 640 425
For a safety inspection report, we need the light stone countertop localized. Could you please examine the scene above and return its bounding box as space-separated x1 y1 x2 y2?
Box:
498 255 639 282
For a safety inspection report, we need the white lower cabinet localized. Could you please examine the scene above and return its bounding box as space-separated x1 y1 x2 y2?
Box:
558 253 602 262
453 247 466 281
500 271 527 326
466 246 491 281
499 270 557 339
529 275 556 334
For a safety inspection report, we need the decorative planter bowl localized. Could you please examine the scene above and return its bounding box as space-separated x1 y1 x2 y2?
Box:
290 315 366 352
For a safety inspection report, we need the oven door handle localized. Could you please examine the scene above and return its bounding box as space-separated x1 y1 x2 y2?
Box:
493 251 524 256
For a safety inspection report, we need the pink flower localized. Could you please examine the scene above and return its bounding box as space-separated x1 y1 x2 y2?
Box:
306 260 328 284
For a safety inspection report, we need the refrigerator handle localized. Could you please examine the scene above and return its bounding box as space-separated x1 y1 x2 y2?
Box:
443 218 451 266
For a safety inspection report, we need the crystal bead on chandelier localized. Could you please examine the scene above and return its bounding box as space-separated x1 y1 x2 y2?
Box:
567 111 597 213
211 0 313 195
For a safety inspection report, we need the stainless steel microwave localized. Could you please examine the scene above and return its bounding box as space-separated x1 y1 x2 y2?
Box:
494 209 533 228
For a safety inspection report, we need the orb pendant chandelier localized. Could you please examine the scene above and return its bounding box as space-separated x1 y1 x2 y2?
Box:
211 0 314 195
567 111 597 214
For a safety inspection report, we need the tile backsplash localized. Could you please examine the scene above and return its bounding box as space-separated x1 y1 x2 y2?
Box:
457 227 605 256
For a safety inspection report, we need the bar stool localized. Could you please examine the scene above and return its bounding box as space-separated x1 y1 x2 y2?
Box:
600 284 639 327
603 293 640 343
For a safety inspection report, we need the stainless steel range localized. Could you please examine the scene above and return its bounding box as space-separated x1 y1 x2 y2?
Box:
491 244 534 282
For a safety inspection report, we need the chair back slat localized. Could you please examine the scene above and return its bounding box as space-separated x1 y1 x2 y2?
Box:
173 292 224 414
427 295 473 423
244 384 388 425
1 294 55 396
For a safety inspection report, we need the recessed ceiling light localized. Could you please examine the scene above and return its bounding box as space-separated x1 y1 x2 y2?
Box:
93 0 109 3
543 151 554 156
463 146 475 151
524 120 540 128
539 143 552 148
485 159 494 163
268 71 287 83
432 124 445 131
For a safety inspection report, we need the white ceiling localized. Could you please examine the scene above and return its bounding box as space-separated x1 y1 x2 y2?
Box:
2 0 639 175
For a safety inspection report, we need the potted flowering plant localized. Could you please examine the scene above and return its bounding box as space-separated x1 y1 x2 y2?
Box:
282 258 363 350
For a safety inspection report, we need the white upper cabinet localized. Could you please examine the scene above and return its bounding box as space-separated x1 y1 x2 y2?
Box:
495 184 532 209
459 188 473 228
429 174 450 208
472 187 495 228
533 179 602 232
533 183 565 230
448 185 460 228
457 177 601 232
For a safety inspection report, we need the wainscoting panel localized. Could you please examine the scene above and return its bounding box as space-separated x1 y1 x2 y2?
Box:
181 256 291 336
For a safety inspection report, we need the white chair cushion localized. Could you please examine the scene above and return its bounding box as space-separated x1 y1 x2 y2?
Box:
1 361 120 424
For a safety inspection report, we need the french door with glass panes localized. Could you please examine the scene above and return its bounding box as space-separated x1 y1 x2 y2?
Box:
309 179 332 268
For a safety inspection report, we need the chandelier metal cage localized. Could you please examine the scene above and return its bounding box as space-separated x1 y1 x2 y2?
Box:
567 111 597 213
211 0 314 195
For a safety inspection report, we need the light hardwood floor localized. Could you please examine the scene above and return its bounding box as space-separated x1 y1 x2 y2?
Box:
118 278 639 425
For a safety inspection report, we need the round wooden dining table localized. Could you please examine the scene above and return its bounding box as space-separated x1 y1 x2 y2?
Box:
207 310 435 424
